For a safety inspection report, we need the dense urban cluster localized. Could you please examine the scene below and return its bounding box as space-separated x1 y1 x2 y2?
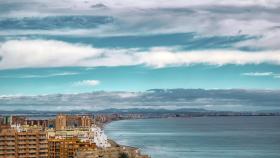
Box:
0 114 149 158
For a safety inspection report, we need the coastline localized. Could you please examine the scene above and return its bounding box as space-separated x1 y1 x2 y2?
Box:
102 120 151 158
102 116 280 158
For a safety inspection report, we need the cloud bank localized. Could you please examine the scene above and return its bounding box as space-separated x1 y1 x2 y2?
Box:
1 0 280 49
1 40 280 69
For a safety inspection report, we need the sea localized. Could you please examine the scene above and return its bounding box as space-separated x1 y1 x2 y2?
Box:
105 116 280 158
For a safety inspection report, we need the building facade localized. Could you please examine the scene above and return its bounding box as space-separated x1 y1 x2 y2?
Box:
26 119 49 129
0 128 48 158
75 146 150 158
48 138 96 158
55 114 93 130
55 115 67 131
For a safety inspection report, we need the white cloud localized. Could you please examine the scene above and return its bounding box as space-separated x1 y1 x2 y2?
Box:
242 72 280 79
0 39 140 69
138 50 280 68
4 0 279 11
1 40 280 69
73 80 100 87
116 92 140 98
1 0 280 50
10 72 79 78
0 40 104 69
236 29 280 50
242 72 273 76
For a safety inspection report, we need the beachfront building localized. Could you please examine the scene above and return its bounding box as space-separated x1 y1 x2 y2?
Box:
0 125 48 158
91 125 111 148
55 114 93 130
0 116 26 126
0 114 149 158
75 146 150 158
26 119 49 129
47 125 110 148
50 114 110 148
48 137 96 158
47 123 98 158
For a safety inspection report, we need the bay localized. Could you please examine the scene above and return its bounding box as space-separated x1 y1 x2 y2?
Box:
105 116 280 158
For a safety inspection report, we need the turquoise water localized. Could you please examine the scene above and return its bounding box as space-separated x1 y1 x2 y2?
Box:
105 116 280 158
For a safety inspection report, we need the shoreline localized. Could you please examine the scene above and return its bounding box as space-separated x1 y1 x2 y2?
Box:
101 115 280 158
101 114 280 129
102 119 150 158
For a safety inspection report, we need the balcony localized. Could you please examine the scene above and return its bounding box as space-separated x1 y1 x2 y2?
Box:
5 142 15 145
39 145 48 148
1 150 16 154
18 150 27 153
28 150 38 153
39 150 48 153
2 137 15 141
40 141 48 144
28 145 37 149
28 137 38 140
18 145 27 149
39 154 48 157
0 146 15 150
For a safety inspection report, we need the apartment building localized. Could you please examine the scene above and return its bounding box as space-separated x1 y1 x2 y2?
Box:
26 119 49 129
55 114 93 130
48 138 96 158
0 127 48 158
75 146 150 158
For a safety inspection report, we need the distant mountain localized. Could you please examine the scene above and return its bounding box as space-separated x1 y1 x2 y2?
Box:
1 89 280 112
90 3 108 9
0 108 209 115
96 108 209 113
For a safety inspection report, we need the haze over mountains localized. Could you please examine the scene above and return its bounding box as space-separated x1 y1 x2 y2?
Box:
1 89 279 112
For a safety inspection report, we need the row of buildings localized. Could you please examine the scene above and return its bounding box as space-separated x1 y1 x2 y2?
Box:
0 114 149 158
0 114 93 130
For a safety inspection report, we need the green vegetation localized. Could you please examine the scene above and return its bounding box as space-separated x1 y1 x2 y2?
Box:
119 152 129 158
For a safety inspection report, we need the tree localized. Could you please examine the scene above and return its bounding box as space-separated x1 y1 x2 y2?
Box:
119 152 129 158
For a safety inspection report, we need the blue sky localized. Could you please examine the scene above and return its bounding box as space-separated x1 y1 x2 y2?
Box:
0 0 280 111
1 64 280 95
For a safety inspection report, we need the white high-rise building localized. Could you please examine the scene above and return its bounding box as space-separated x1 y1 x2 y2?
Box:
91 125 111 148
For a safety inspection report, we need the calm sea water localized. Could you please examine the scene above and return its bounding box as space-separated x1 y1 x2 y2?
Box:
105 116 280 158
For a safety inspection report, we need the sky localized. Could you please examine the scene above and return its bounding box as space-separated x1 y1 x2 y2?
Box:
0 0 280 111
